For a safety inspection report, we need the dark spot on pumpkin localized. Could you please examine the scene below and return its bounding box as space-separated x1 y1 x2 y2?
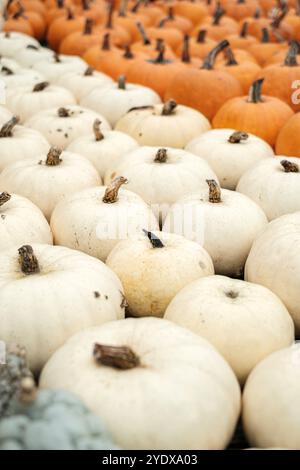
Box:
138 133 142 137
56 128 62 132
38 160 43 165
1 214 6 220
105 295 108 300
94 291 100 298
64 133 68 138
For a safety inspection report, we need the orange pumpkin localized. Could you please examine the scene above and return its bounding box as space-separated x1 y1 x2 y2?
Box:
198 3 239 40
226 21 258 49
7 0 47 18
216 47 261 92
44 0 67 25
59 18 102 56
176 29 217 59
79 0 105 23
172 0 209 25
276 112 300 157
113 0 151 42
3 5 34 36
47 8 85 51
246 5 294 41
95 44 148 79
96 2 131 47
222 0 260 21
164 40 243 120
179 35 202 68
129 0 164 24
155 6 193 34
248 28 285 65
131 22 176 59
24 9 46 40
213 78 294 146
285 0 300 41
83 33 122 70
146 24 183 51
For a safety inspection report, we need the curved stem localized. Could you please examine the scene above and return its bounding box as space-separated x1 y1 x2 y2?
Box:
93 119 104 141
280 159 299 172
154 148 168 163
84 66 94 76
181 35 191 63
271 5 287 29
224 47 238 66
32 81 49 92
84 17 93 35
248 78 264 103
102 32 110 50
212 2 225 25
162 100 177 115
202 40 229 70
196 29 207 43
93 343 140 369
0 116 20 137
240 21 248 38
58 107 71 117
284 42 298 66
118 75 126 89
136 22 151 45
103 176 128 203
0 192 11 207
18 245 40 275
45 147 63 166
228 131 249 143
206 179 222 203
143 229 164 248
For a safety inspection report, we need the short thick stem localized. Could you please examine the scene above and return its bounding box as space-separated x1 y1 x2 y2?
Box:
162 100 177 115
212 3 225 25
103 177 128 203
1 66 13 75
102 32 110 50
143 229 164 248
0 192 11 207
45 147 63 166
66 8 74 20
168 6 174 20
280 159 299 172
84 18 93 35
181 35 191 63
284 42 298 66
84 66 94 76
18 245 40 275
228 131 249 143
118 0 127 17
58 107 71 117
248 78 264 103
240 22 248 38
0 116 20 137
118 75 126 89
196 29 206 43
254 7 261 18
53 52 61 63
33 82 49 92
202 40 229 70
261 27 269 43
154 148 168 163
106 2 114 29
123 45 134 59
93 119 104 141
206 179 222 203
93 343 140 369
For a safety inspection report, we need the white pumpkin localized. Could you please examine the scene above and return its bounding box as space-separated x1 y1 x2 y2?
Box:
51 177 159 262
0 191 53 251
185 129 274 190
55 67 113 102
242 344 300 449
25 105 111 149
13 44 53 67
106 230 214 318
0 57 20 73
104 146 219 222
115 100 211 148
6 82 76 123
165 275 294 384
0 67 45 90
0 32 39 57
0 106 12 125
0 147 101 221
33 53 87 82
67 119 138 179
40 317 241 450
0 116 49 171
163 180 268 276
237 157 300 221
0 243 125 372
245 212 300 334
80 76 161 127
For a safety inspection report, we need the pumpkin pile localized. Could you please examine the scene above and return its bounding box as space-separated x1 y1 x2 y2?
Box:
0 0 300 451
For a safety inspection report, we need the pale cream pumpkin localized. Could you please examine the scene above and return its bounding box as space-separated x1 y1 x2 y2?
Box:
1 67 45 90
25 105 111 149
115 100 211 148
67 120 138 180
51 177 159 262
245 212 300 334
106 230 214 318
163 180 268 276
0 192 53 251
0 243 125 373
0 116 49 171
243 344 300 449
80 76 161 127
0 147 101 221
0 32 39 57
40 317 241 450
33 54 87 82
0 106 13 125
185 129 274 190
0 57 20 73
6 82 76 123
165 275 294 384
237 157 300 221
55 67 114 102
13 45 53 68
104 146 218 222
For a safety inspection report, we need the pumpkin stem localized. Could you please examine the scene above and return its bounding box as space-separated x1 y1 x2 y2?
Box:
53 52 61 63
1 65 13 75
168 6 174 20
228 131 249 143
0 192 11 207
32 81 49 92
136 22 151 45
12 1 26 20
254 7 261 18
261 27 270 43
102 176 128 203
162 100 177 115
202 39 229 70
93 119 104 141
181 35 191 63
296 0 300 15
66 8 74 20
212 2 225 25
284 41 299 66
224 47 238 66
93 343 140 370
106 1 114 29
131 0 142 13
118 75 126 89
206 179 222 203
81 0 90 10
84 17 93 35
153 41 167 63
280 159 299 172
248 78 264 103
155 38 164 51
154 148 168 163
56 0 64 8
143 229 164 248
271 4 287 29
196 29 207 43
18 245 40 275
118 0 127 17
237 0 245 3
102 32 110 50
57 107 71 117
240 21 248 37
0 116 20 138
45 147 63 166
19 377 37 403
123 45 134 59
26 44 39 50
84 66 94 76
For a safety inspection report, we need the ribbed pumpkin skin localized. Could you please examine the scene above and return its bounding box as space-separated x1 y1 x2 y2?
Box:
276 113 300 157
